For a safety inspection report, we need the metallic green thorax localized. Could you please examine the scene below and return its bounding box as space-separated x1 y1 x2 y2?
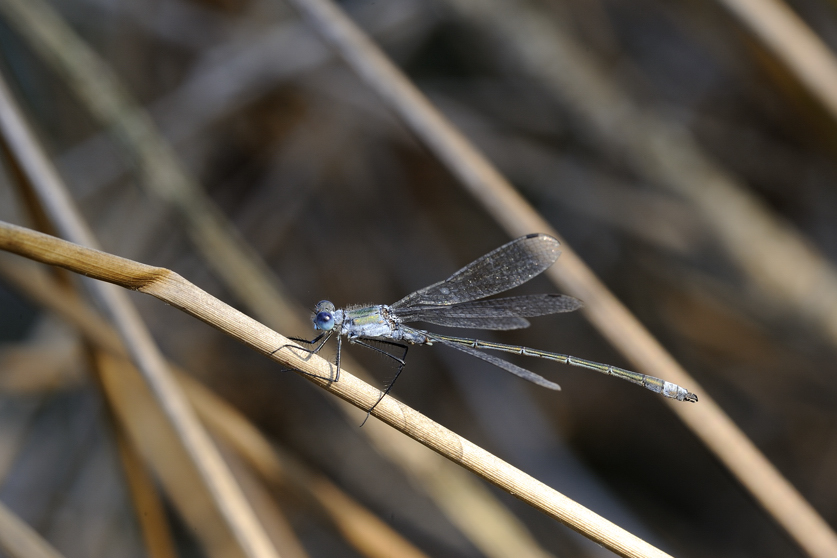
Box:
345 306 387 325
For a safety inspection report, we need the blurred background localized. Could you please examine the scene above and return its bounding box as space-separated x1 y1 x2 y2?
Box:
0 0 836 556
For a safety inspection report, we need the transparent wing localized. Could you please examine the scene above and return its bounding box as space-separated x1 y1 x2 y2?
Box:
404 315 531 330
393 294 582 330
391 234 561 309
432 336 561 390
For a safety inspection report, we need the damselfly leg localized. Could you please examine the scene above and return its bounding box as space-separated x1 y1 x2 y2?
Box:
350 339 409 424
272 331 339 382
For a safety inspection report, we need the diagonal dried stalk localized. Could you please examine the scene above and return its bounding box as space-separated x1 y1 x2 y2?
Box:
0 219 674 558
81 314 179 558
91 347 268 558
0 501 65 558
279 0 837 557
717 0 837 121
107 417 178 558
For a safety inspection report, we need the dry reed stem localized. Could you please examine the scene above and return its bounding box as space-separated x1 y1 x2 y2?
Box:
108 418 178 558
0 75 278 558
718 0 837 120
93 350 253 558
0 255 433 558
282 0 837 556
385 455 555 558
0 221 673 558
0 501 65 558
0 1 560 555
304 479 431 558
86 325 178 558
208 445 310 558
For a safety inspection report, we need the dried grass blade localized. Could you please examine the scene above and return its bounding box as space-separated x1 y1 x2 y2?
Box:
719 0 837 120
0 501 64 558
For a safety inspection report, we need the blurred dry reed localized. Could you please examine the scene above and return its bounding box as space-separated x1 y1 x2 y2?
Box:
0 0 836 557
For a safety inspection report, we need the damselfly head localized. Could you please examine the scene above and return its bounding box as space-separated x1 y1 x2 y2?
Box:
314 300 336 331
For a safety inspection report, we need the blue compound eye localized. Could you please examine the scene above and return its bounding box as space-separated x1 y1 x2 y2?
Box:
314 311 335 331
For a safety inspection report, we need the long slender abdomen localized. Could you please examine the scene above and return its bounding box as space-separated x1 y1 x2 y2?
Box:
426 332 697 402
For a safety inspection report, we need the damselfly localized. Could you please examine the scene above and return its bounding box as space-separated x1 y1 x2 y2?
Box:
282 234 697 418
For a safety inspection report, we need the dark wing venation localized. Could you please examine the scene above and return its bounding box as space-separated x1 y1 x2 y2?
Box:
393 294 582 330
391 234 561 309
432 336 561 390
